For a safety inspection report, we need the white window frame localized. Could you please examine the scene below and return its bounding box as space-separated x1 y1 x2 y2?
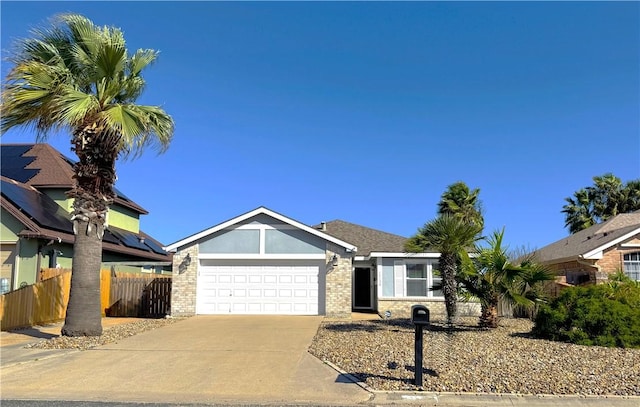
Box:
623 252 640 281
388 259 442 299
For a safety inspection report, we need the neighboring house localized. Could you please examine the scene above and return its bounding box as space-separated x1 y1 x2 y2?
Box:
165 206 479 318
0 143 172 294
533 211 640 285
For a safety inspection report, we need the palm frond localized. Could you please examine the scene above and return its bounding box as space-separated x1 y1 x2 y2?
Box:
2 12 174 151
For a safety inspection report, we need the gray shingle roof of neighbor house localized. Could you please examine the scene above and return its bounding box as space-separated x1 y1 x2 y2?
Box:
314 220 410 256
533 211 640 263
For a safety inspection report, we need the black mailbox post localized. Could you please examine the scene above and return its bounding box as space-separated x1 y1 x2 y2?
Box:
411 305 430 387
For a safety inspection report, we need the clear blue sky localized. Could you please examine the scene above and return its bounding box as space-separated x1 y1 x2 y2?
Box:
1 2 639 251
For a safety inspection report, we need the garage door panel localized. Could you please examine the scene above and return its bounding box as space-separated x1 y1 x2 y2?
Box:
197 263 319 315
279 275 292 283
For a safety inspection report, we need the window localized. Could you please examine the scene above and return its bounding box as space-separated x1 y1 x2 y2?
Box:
0 278 9 294
431 263 443 297
384 260 442 298
623 252 640 281
406 263 428 296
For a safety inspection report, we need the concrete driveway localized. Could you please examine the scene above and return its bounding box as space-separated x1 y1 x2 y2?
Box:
1 316 371 404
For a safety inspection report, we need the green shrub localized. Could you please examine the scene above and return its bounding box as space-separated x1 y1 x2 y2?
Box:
533 281 640 348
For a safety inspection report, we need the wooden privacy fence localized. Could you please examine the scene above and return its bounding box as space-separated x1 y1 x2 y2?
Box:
0 272 71 330
106 277 171 318
0 269 171 331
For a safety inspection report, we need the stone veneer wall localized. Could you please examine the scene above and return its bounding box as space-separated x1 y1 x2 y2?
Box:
377 299 480 319
325 242 352 318
170 244 199 316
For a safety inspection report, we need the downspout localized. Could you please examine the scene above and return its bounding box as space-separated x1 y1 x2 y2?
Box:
36 240 42 282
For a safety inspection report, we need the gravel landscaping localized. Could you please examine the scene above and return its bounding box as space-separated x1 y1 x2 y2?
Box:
309 317 640 396
24 317 185 351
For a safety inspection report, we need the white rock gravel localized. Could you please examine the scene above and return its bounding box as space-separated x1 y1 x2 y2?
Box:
308 317 640 396
24 317 185 351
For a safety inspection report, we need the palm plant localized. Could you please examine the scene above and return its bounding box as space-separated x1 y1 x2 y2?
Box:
458 228 553 328
1 14 174 336
437 181 484 230
562 188 597 234
562 174 640 234
405 214 482 327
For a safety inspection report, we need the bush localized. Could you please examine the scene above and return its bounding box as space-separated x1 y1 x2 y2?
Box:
533 281 640 348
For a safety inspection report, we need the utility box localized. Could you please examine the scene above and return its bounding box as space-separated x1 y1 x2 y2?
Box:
411 305 430 326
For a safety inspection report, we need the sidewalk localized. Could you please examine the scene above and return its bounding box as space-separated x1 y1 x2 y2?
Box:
0 318 144 368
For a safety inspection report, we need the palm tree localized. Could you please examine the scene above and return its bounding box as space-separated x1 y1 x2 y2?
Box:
591 173 624 220
405 214 482 327
1 14 174 336
562 188 597 234
562 174 640 234
437 181 484 230
458 229 553 328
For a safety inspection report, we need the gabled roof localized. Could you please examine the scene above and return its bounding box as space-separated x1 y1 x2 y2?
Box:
164 207 358 253
534 212 640 263
314 220 408 256
1 143 148 214
1 176 171 262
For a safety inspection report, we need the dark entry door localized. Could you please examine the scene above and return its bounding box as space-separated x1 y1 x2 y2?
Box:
353 267 373 309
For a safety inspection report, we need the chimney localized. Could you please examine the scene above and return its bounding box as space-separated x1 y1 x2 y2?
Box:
321 221 326 231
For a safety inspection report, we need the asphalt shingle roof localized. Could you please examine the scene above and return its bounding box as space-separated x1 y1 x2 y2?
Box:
1 143 148 214
533 212 640 263
314 220 408 256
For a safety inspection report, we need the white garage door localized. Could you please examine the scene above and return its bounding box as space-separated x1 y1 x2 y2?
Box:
196 264 319 315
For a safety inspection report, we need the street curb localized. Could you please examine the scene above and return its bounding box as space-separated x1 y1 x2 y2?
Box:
321 359 376 393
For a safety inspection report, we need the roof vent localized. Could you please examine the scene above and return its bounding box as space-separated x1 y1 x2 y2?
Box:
321 221 327 231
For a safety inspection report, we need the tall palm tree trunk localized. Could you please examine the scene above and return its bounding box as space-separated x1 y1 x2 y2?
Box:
61 126 119 336
61 218 103 336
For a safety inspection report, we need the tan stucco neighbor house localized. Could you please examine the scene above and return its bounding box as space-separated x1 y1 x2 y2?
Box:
165 206 480 318
533 211 640 286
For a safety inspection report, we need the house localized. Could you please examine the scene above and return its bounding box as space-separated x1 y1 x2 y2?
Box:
533 211 640 285
165 206 480 318
0 143 173 294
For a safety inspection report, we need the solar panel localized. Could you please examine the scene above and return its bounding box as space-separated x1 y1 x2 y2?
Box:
1 180 73 233
122 233 151 251
109 228 150 251
142 237 168 255
0 145 38 183
102 229 120 244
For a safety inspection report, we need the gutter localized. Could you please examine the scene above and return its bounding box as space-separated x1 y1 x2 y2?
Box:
577 255 601 272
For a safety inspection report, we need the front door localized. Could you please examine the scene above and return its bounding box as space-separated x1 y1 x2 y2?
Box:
353 267 373 310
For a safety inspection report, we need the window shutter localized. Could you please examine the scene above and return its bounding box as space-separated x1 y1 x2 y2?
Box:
394 261 404 297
